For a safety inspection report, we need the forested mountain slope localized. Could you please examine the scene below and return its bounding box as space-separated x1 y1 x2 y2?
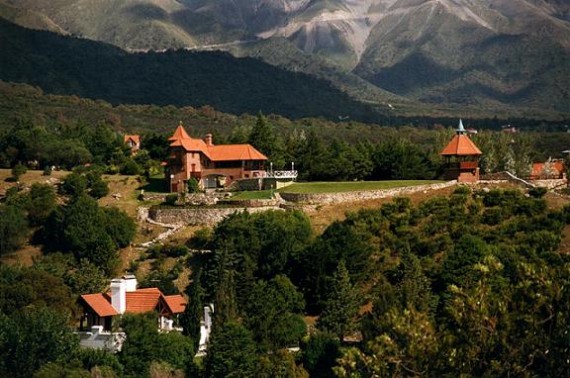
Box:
2 0 569 114
0 19 378 122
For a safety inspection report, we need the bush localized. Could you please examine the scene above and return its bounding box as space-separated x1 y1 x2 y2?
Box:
42 166 52 176
188 227 212 250
453 185 471 195
89 179 110 199
528 187 548 198
164 194 178 206
120 159 141 175
11 163 27 181
187 177 201 193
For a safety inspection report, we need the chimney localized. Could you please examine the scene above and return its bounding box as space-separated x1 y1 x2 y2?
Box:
110 278 127 314
204 133 213 146
123 274 138 292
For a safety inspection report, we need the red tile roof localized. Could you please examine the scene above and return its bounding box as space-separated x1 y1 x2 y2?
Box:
163 295 187 314
169 124 267 161
440 134 482 156
169 124 191 142
124 135 140 145
125 288 161 314
81 288 186 317
530 161 565 179
80 294 119 317
208 144 267 161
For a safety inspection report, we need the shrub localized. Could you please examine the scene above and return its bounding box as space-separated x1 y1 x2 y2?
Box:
453 185 471 195
528 187 548 198
42 166 52 176
164 194 178 206
187 177 201 193
89 179 110 199
11 163 27 181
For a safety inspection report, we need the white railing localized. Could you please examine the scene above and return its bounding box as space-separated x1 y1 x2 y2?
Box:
266 170 298 179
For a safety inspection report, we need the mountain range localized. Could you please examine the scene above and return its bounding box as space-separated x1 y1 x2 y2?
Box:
1 0 569 116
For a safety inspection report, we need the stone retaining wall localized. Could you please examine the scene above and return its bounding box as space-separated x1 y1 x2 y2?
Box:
217 199 280 207
532 179 567 189
149 205 282 226
278 181 457 204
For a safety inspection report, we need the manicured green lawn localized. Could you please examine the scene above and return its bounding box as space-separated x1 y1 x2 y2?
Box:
278 180 444 194
229 190 274 200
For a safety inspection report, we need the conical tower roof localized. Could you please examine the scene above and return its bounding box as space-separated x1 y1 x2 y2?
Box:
440 120 482 156
168 121 191 142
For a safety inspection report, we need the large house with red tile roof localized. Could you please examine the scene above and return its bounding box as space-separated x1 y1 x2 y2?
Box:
440 120 482 182
77 275 186 351
166 123 267 192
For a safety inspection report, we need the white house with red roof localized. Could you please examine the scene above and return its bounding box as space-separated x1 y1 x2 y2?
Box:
166 122 268 192
77 275 186 351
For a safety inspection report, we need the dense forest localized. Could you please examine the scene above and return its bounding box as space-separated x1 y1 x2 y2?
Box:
0 19 380 122
1 51 570 377
1 184 569 376
1 109 568 184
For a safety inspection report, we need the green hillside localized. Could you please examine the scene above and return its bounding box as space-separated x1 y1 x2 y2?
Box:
0 19 380 122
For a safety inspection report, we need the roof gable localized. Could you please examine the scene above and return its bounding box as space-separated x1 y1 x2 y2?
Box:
124 135 140 145
163 295 187 314
80 294 119 317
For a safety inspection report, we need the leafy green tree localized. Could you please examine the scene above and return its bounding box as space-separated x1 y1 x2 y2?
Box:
61 172 87 197
89 177 109 199
371 138 436 180
64 259 108 295
0 266 74 316
33 362 91 378
245 275 306 350
301 332 341 378
26 183 57 226
335 308 439 377
317 260 360 340
256 349 309 378
0 204 28 256
249 112 276 161
120 158 141 175
11 163 27 181
102 206 136 248
205 322 258 378
118 314 160 376
56 194 118 274
0 307 79 378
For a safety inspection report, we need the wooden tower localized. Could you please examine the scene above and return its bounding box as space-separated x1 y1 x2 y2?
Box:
440 120 482 182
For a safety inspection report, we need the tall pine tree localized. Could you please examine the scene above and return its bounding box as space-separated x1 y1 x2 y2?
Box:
181 269 204 349
317 260 360 341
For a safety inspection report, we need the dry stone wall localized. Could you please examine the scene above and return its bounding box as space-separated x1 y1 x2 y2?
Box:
278 181 457 204
149 205 282 226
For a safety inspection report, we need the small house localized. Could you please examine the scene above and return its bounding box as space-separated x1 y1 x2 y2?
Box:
77 275 186 351
124 135 141 154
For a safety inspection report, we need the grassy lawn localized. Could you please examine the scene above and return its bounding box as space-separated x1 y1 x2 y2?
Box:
278 180 444 194
229 190 274 200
